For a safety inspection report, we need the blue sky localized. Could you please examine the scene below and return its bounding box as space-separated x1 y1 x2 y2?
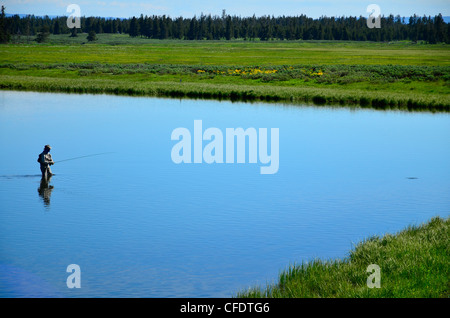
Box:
2 0 449 18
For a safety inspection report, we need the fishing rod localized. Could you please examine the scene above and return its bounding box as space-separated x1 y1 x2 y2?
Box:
54 152 114 164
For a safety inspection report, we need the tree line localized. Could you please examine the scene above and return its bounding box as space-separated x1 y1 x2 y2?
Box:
1 6 449 43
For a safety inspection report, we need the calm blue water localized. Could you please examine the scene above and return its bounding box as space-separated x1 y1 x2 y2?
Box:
0 90 449 297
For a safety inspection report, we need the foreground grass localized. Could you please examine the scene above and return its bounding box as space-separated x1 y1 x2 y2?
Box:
237 216 449 298
0 34 449 110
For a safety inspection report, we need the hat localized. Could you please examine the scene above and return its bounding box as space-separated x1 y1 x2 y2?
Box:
44 144 52 149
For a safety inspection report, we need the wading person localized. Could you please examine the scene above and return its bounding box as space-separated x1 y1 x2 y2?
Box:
37 145 54 179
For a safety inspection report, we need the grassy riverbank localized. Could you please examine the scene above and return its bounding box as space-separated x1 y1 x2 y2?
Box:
0 34 449 110
237 216 449 298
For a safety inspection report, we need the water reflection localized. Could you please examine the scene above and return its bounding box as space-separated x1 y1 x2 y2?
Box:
37 175 54 208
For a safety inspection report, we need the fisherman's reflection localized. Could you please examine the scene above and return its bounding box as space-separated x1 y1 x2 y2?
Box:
38 175 54 207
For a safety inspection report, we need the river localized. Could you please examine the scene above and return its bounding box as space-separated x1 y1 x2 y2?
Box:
0 90 449 297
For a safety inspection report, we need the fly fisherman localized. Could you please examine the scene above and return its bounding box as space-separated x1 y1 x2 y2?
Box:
37 145 54 179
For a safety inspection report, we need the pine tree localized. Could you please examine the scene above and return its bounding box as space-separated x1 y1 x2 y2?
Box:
129 17 139 37
87 30 97 41
0 5 10 43
69 26 77 37
36 25 50 42
225 16 233 40
53 19 60 34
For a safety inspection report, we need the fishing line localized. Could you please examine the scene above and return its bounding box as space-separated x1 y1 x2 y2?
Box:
54 152 115 164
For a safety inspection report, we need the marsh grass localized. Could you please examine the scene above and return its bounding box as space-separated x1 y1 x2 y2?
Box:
1 62 448 83
236 217 449 298
0 73 447 111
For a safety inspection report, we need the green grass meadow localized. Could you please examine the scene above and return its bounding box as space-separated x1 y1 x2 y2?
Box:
1 34 449 110
237 217 449 298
